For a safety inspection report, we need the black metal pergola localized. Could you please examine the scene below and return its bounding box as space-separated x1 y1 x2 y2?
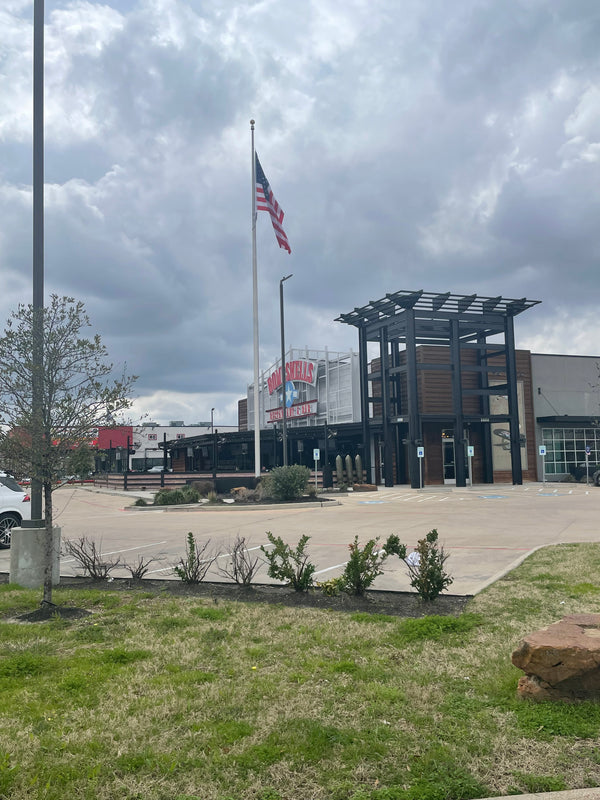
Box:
336 289 540 488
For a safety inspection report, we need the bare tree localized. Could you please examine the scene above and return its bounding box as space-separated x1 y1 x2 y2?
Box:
0 295 136 606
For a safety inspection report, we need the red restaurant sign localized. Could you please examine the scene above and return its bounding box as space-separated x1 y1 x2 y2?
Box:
267 360 317 395
267 400 317 423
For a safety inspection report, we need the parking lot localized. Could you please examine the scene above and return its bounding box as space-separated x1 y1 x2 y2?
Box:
2 482 600 595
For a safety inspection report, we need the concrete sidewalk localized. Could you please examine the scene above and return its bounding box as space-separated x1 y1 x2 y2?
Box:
477 791 600 800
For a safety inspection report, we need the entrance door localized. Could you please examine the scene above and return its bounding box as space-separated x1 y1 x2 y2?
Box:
442 429 456 484
442 428 470 485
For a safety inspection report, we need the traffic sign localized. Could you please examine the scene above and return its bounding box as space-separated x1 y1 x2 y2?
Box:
417 446 424 458
313 448 320 461
539 445 546 456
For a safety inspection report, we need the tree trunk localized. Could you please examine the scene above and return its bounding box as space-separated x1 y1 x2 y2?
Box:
43 480 54 606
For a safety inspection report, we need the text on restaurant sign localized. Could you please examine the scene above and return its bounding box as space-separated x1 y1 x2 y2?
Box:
267 400 317 423
267 360 316 395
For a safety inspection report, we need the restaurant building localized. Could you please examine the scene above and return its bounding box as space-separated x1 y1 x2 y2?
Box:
163 289 599 487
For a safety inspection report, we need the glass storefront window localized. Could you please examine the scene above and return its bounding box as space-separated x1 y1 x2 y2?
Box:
542 428 600 476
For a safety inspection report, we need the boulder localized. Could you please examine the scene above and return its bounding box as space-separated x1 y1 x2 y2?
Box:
352 483 377 492
512 614 600 701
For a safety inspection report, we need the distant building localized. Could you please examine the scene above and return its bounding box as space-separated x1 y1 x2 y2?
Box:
96 422 237 472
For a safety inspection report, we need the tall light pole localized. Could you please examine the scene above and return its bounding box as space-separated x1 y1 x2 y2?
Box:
29 0 45 530
280 274 293 467
210 407 215 434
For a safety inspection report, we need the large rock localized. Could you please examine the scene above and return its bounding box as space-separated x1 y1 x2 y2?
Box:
512 614 600 701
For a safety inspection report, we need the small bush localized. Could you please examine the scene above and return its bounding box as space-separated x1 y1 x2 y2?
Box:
192 481 215 497
340 535 406 596
406 529 453 601
154 486 199 506
173 532 218 583
181 484 200 503
134 497 148 507
218 535 262 585
340 537 384 595
260 532 315 591
268 465 311 500
317 577 344 596
154 488 183 505
63 537 121 580
123 554 163 580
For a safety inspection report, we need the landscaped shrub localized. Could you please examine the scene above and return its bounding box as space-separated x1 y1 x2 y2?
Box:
180 484 200 503
260 531 315 591
173 532 218 583
124 554 162 580
154 488 184 505
267 465 311 500
63 537 121 579
405 529 453 601
191 481 215 497
218 534 261 585
340 535 407 595
154 486 199 506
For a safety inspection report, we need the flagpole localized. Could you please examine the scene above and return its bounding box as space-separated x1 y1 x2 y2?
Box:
251 120 261 478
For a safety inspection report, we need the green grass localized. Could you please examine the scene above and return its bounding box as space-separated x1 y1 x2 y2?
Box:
0 543 600 799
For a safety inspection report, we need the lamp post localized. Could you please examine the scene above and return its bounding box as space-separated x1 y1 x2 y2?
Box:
211 407 215 435
280 274 293 467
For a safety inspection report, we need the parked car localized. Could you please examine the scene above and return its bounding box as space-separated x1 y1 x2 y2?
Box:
0 474 32 548
146 466 172 473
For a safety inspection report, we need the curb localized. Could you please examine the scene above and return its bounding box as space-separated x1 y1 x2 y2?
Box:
476 791 600 800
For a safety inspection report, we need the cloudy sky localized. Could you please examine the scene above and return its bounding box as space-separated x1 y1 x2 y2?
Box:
1 0 599 425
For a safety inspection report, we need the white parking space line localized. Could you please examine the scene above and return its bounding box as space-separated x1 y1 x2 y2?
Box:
98 541 168 557
215 544 271 561
314 562 348 576
61 540 169 564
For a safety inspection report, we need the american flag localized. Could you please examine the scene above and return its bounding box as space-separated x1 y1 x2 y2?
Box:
255 153 291 254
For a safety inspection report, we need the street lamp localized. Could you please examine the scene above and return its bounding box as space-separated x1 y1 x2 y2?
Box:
211 407 215 435
280 274 293 467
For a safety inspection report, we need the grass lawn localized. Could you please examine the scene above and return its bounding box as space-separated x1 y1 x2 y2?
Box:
1 542 600 800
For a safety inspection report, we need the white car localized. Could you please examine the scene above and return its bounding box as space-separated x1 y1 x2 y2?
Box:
0 474 32 548
146 466 172 473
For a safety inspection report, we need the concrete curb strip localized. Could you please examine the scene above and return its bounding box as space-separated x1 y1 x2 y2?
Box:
476 791 600 800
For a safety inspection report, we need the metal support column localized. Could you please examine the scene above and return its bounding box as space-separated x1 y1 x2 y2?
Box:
477 334 494 483
405 309 421 489
450 319 466 487
392 342 406 484
358 326 372 483
379 328 393 487
504 315 523 485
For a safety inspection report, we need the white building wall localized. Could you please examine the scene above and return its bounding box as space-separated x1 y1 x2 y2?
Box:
247 347 361 430
531 354 600 418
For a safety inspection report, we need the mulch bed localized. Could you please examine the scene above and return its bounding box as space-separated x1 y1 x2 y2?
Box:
54 576 471 618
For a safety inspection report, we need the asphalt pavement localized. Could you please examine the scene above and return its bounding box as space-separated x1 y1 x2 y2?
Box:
2 479 598 596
